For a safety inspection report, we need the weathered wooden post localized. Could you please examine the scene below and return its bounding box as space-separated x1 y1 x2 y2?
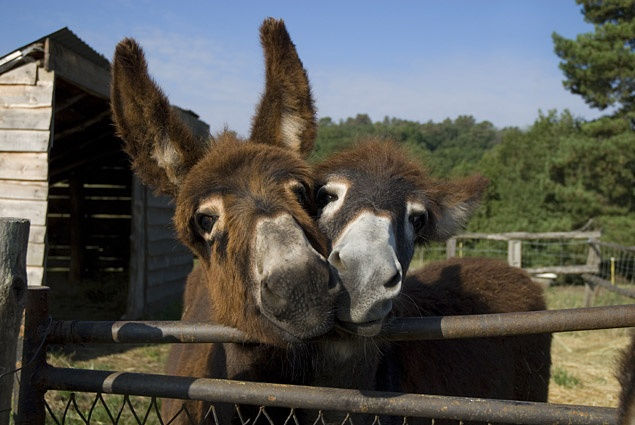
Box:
0 218 29 425
446 237 457 259
15 286 48 424
584 239 601 307
507 239 522 268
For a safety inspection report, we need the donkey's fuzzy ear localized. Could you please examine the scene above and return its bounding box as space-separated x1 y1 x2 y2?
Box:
424 175 489 242
249 18 317 157
111 38 207 196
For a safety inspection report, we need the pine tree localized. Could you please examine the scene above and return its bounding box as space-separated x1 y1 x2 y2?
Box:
552 0 634 116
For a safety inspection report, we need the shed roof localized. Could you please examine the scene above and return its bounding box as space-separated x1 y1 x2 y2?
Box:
0 27 109 75
0 27 209 136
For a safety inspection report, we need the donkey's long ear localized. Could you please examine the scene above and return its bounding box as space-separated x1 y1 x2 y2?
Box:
111 38 207 196
423 175 489 242
249 18 316 157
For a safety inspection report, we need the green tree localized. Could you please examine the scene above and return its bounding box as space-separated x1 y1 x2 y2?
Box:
552 0 635 117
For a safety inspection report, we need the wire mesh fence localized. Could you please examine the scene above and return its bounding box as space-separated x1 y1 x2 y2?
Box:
43 393 406 425
596 242 635 285
39 365 620 425
412 234 635 308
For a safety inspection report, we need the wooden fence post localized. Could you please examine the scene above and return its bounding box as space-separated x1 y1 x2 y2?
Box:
15 286 48 424
585 240 601 273
507 239 522 268
0 218 29 425
446 238 457 259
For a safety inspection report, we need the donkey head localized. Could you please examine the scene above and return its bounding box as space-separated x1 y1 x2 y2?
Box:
111 19 338 344
316 140 487 336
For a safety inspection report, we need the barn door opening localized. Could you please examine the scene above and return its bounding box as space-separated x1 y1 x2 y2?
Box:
47 77 132 319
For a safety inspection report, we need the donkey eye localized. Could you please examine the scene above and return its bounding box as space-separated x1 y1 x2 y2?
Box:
292 184 308 207
409 211 428 233
196 213 218 234
316 186 338 210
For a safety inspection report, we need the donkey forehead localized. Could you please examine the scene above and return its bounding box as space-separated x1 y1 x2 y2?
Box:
185 144 312 192
321 171 418 213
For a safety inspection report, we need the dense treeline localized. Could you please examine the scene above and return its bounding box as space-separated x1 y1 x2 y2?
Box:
312 112 634 244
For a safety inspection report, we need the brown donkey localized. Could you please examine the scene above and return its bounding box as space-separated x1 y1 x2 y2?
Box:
111 19 340 424
315 141 551 419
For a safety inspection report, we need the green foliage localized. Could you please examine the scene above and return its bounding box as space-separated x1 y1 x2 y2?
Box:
471 110 635 243
553 366 582 388
313 114 499 176
315 110 634 245
552 0 635 117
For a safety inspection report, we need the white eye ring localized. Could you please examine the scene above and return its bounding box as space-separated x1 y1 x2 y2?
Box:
405 201 427 238
316 181 348 219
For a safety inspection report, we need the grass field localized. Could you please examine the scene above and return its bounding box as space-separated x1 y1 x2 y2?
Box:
40 283 634 423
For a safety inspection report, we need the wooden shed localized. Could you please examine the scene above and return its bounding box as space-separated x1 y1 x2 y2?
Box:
0 28 209 318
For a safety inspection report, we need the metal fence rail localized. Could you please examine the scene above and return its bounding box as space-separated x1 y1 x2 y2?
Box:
45 304 635 344
40 366 617 425
14 287 635 425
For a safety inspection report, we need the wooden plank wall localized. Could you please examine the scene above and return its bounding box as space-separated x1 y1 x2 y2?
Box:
146 188 192 312
0 62 54 285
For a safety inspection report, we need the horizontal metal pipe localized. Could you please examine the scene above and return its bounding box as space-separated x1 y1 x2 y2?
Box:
46 319 252 344
39 366 616 425
384 303 635 341
46 305 635 344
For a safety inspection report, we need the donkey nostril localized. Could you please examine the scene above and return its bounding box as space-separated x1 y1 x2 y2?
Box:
329 250 342 267
384 271 402 289
327 266 340 292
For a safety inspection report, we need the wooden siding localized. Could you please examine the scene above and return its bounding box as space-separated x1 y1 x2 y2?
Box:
127 183 192 318
126 177 192 318
0 63 53 285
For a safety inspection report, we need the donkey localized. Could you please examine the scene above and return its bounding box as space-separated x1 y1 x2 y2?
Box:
617 335 635 425
314 141 552 416
110 19 340 424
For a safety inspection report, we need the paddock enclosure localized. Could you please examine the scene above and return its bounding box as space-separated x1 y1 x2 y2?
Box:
0 28 209 318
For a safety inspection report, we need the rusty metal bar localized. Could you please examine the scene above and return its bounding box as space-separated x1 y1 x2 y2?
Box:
46 319 252 344
39 366 617 425
583 274 635 299
384 303 635 341
46 304 635 344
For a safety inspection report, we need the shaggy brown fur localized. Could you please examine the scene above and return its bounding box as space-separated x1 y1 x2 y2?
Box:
618 335 635 425
111 19 339 424
110 39 207 196
388 258 551 424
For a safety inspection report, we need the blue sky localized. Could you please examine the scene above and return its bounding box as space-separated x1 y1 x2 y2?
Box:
1 1 601 136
